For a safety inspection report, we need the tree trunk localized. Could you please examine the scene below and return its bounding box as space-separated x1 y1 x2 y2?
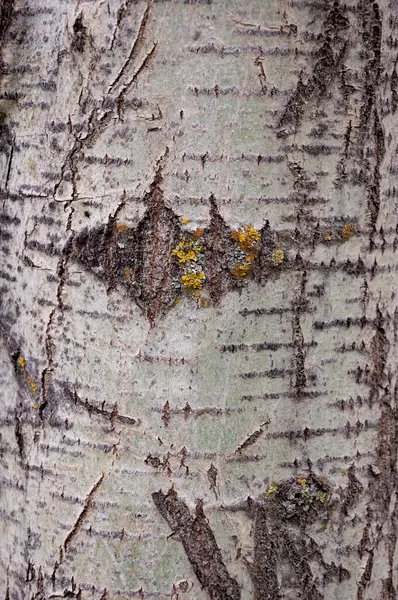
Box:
1 0 397 598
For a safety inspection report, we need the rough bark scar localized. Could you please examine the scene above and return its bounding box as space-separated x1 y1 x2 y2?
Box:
292 271 307 397
73 179 358 325
246 507 280 600
71 12 87 53
152 489 240 600
63 473 104 554
278 0 349 135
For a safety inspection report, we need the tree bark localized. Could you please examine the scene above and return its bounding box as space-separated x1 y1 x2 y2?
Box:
1 0 398 598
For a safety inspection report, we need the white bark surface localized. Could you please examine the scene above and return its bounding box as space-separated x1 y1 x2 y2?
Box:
1 0 398 598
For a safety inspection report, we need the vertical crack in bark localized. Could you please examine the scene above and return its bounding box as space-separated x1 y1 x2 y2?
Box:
0 0 13 44
53 108 113 201
391 57 398 114
361 306 398 599
116 42 157 121
14 409 24 459
152 488 241 600
63 473 104 555
292 271 307 398
254 57 267 95
0 0 14 200
39 235 74 419
358 1 385 239
108 0 151 93
357 549 374 600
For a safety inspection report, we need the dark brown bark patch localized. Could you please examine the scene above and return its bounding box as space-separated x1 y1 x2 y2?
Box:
71 12 87 53
247 507 280 600
204 195 236 303
278 0 349 135
152 488 240 600
73 190 357 325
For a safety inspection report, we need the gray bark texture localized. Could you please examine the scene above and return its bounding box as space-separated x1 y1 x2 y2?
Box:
0 0 397 598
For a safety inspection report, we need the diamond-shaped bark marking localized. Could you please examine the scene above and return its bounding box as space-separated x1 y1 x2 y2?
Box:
72 187 358 325
134 171 180 326
73 174 180 325
204 195 236 304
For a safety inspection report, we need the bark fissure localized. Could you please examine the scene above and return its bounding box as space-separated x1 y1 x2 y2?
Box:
152 489 241 600
63 473 104 555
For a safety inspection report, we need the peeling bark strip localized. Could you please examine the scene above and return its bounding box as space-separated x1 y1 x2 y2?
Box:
63 473 104 554
152 489 240 600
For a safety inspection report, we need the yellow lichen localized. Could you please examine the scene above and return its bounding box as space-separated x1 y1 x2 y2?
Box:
17 356 25 368
272 248 284 266
181 271 205 290
173 249 198 264
342 223 355 240
232 264 249 279
231 225 260 279
32 404 38 409
181 217 191 224
27 376 37 394
265 481 278 499
172 235 205 297
318 492 327 503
